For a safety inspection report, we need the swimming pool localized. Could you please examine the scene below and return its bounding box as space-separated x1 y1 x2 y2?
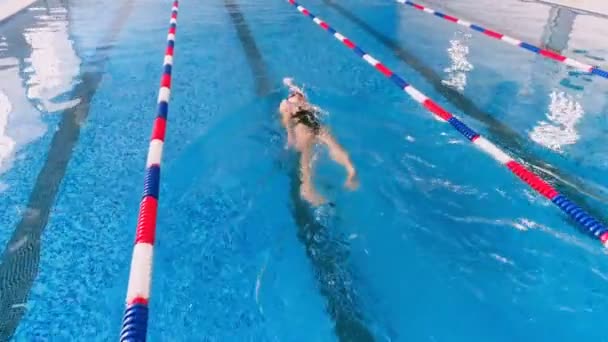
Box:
1 0 608 339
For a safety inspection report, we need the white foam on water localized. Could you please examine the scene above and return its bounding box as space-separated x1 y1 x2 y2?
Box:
489 253 514 265
443 213 531 232
402 152 436 169
414 177 479 196
530 90 584 152
442 32 474 92
523 189 552 206
447 138 465 145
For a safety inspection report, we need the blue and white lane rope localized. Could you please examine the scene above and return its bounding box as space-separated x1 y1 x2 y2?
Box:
395 0 608 79
287 0 608 247
119 1 178 341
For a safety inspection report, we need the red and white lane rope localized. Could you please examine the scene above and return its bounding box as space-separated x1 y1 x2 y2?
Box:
119 2 179 341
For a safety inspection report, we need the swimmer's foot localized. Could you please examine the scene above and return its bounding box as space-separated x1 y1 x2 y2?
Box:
301 184 326 206
345 171 359 190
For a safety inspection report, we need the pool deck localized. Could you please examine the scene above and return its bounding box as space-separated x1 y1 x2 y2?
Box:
539 0 608 16
0 0 36 23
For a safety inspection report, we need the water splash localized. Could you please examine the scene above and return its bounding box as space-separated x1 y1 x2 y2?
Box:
313 203 336 227
442 32 474 92
530 90 584 152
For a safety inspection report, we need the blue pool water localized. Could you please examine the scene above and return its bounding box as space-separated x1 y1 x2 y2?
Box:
1 0 608 340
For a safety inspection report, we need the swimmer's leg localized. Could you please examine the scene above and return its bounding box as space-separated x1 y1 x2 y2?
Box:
317 128 358 190
297 131 326 206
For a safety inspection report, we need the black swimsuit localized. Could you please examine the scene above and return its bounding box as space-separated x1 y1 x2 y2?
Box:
292 109 321 134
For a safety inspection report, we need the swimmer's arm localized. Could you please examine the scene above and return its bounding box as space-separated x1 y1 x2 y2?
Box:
283 77 304 97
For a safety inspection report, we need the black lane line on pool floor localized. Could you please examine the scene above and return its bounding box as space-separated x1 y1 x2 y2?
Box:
0 0 136 338
223 1 374 340
287 167 375 342
322 0 608 220
224 0 272 96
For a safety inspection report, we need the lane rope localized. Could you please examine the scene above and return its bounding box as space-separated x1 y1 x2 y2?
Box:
394 0 608 79
286 0 608 247
119 1 178 340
